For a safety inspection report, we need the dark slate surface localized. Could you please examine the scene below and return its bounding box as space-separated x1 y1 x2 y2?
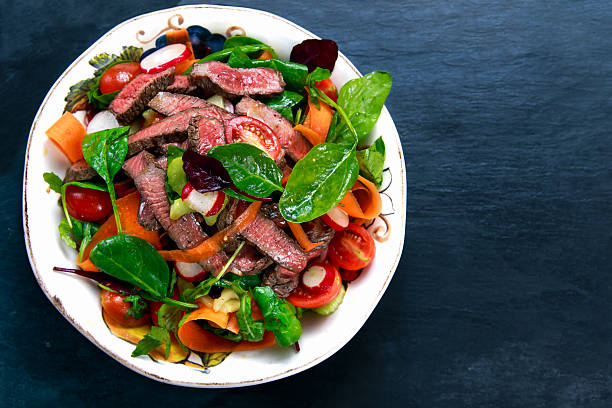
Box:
3 0 612 406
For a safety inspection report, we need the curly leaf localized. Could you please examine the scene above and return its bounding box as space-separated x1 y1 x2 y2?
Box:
63 77 96 113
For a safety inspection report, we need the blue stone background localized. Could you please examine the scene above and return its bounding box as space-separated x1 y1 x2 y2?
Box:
3 0 612 406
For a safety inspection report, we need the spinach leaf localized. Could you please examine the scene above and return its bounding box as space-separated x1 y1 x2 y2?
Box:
222 273 261 291
223 36 277 59
208 143 283 198
327 71 392 146
279 143 359 222
88 87 119 110
90 235 169 299
132 326 171 358
248 59 308 91
356 136 386 188
194 44 271 65
227 48 252 66
81 126 130 232
265 91 304 119
237 294 265 342
43 172 63 193
123 294 147 320
251 286 302 347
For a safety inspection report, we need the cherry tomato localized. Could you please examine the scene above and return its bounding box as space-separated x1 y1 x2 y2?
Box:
315 78 338 103
65 185 112 221
226 116 282 161
100 290 150 327
99 62 142 94
328 222 376 271
287 262 342 308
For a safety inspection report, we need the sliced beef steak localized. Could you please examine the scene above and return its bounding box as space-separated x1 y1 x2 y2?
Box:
123 151 159 230
262 265 300 298
218 198 307 273
187 115 226 155
230 244 272 276
260 202 287 229
190 61 285 99
148 92 234 123
166 75 197 94
63 159 97 183
109 67 175 124
236 96 311 161
302 218 335 261
122 150 155 179
133 163 205 249
127 108 202 156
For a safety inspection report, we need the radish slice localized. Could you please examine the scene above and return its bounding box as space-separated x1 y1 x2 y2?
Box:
86 110 120 134
321 206 349 231
140 43 191 74
301 262 336 294
181 183 226 217
175 262 207 282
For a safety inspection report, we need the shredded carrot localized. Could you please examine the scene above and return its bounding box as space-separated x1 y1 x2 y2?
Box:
188 303 230 329
174 58 197 74
178 302 275 353
159 201 262 262
294 124 325 146
288 222 323 252
281 174 290 187
338 175 383 220
76 256 98 272
303 88 334 141
257 49 275 60
80 191 162 267
165 28 194 56
45 112 87 163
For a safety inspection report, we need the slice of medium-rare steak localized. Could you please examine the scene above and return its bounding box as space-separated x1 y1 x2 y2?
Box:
148 92 234 124
137 199 161 231
133 163 205 249
230 244 272 276
302 218 335 261
260 202 287 229
150 140 189 156
122 150 156 179
109 67 175 124
63 159 97 183
187 114 225 155
199 250 229 277
166 75 197 94
236 96 311 162
190 61 285 99
242 213 307 273
262 265 300 298
127 108 203 156
122 151 159 230
216 197 307 272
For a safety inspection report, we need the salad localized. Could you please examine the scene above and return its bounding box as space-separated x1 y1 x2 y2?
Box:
43 22 392 368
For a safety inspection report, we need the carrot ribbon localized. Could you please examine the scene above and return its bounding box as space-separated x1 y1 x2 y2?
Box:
338 175 382 220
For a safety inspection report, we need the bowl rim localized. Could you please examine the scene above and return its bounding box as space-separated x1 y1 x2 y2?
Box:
22 4 406 387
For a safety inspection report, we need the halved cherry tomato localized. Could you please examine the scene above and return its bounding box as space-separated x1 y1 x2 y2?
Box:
315 78 338 103
99 62 142 94
225 116 281 161
100 290 150 328
65 184 112 221
328 222 375 271
287 262 342 308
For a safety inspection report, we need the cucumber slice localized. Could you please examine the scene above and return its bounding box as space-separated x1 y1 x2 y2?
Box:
313 285 346 316
169 198 193 220
167 157 187 195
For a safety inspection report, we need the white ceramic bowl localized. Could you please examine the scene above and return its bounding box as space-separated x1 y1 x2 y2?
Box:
22 5 406 387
